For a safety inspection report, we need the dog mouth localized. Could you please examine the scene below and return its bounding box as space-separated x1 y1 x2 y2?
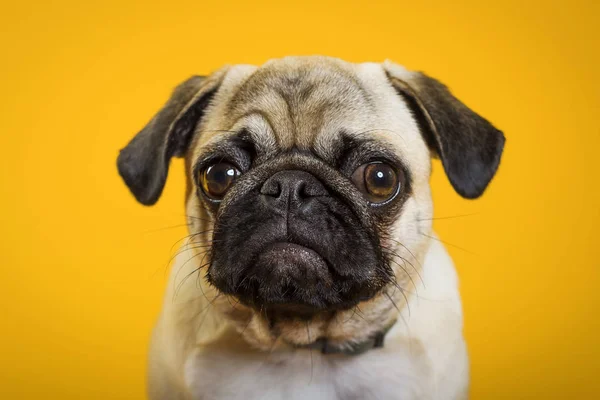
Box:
258 242 331 272
233 241 338 312
208 229 388 316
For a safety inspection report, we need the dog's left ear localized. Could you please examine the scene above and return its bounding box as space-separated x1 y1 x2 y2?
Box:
383 61 505 199
117 69 228 205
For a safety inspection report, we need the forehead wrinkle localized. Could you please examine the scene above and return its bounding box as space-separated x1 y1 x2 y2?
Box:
285 73 374 150
234 110 279 146
239 111 280 158
226 60 374 152
227 88 296 150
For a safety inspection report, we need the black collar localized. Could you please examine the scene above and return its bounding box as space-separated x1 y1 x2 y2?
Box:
294 320 396 356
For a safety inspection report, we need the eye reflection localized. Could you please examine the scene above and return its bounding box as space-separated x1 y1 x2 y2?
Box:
199 162 240 200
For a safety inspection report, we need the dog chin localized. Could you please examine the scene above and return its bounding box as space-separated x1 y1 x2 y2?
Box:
221 289 390 350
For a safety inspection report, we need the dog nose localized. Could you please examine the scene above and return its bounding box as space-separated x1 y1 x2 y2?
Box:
260 170 328 209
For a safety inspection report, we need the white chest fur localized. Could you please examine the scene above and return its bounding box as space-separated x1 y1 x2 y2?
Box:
149 238 469 400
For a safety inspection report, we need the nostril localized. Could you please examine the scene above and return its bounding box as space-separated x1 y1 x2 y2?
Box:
260 170 329 205
260 179 281 197
302 180 327 198
297 182 308 199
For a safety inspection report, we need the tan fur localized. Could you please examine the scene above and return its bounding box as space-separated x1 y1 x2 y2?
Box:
141 56 474 399
179 57 431 352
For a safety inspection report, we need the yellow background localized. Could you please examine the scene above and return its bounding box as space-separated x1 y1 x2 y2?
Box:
1 0 598 398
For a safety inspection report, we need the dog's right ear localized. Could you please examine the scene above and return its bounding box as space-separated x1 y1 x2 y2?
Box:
117 69 227 205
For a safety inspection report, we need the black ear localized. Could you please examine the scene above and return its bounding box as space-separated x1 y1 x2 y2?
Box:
385 63 505 199
117 73 224 205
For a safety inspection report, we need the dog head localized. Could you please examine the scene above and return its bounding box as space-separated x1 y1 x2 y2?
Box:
118 57 504 349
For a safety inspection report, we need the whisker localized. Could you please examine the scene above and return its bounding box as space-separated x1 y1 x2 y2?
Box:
172 255 210 301
147 229 213 279
384 238 424 278
196 293 223 331
169 229 215 253
381 245 423 288
343 306 359 323
354 305 367 322
225 294 242 312
183 214 215 223
167 244 213 267
258 305 265 337
167 245 211 282
305 322 314 385
141 223 191 234
419 233 477 255
173 266 201 301
415 213 479 222
387 279 411 317
194 254 214 300
381 252 419 293
239 315 253 337
385 291 400 312
385 290 410 330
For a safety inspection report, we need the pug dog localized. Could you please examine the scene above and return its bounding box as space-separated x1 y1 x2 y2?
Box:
117 56 504 400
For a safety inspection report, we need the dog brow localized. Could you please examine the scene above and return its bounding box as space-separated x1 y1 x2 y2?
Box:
321 132 373 167
231 111 281 156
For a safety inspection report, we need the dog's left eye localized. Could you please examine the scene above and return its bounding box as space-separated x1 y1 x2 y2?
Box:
199 162 241 200
351 162 401 204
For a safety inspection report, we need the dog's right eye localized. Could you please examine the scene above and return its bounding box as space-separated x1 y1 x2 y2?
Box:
199 162 241 200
